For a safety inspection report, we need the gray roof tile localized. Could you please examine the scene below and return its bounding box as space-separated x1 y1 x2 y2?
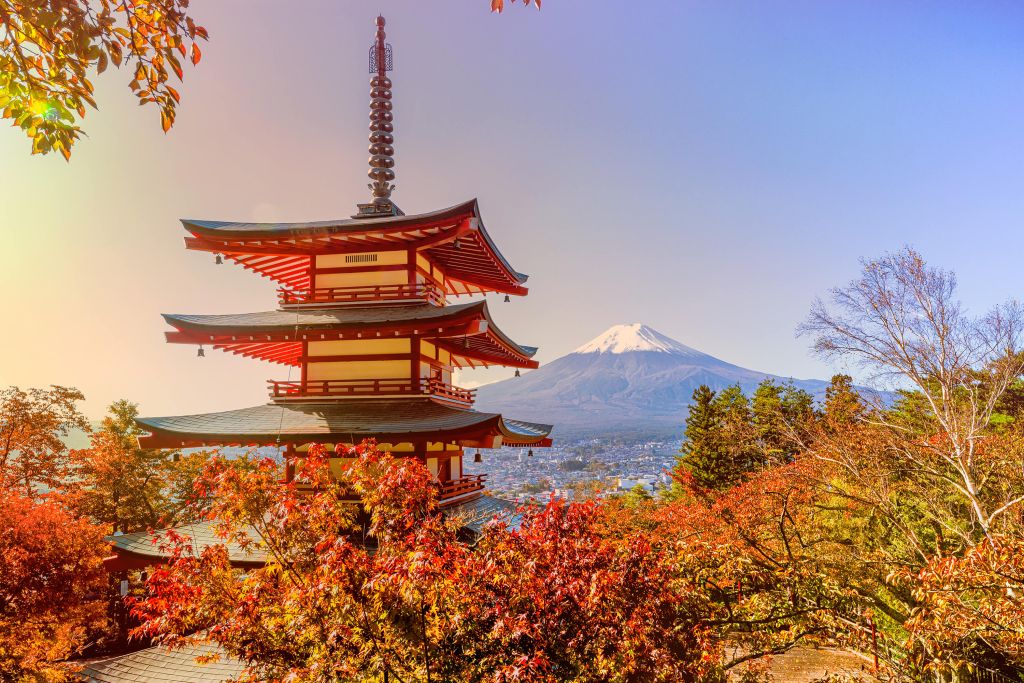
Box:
443 495 524 534
79 641 244 683
137 399 552 445
107 521 265 566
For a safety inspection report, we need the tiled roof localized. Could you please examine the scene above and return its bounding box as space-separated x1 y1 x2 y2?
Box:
79 641 244 683
165 301 481 332
136 399 553 446
182 198 529 284
184 199 476 237
162 300 538 360
443 495 523 534
106 521 266 566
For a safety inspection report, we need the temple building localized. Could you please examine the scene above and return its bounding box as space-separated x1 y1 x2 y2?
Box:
82 17 550 681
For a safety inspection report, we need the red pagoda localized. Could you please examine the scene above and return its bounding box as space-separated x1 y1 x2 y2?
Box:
83 17 551 681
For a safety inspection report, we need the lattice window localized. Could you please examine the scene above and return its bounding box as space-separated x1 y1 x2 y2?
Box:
345 254 379 264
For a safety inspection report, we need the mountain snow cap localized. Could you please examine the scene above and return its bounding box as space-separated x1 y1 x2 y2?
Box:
573 323 704 356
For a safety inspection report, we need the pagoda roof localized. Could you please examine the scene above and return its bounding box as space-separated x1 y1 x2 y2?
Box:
163 300 539 368
182 199 530 296
79 640 243 683
103 521 266 571
136 399 553 449
444 494 522 535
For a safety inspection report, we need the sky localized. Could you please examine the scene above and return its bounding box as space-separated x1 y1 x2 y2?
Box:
1 1 1023 420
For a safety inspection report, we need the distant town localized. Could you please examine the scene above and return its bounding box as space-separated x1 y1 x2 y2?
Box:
465 437 681 501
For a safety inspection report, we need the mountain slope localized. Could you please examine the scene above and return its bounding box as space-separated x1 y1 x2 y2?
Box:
475 323 831 440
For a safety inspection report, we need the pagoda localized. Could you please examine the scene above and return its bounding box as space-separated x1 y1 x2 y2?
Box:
137 16 548 477
87 20 551 678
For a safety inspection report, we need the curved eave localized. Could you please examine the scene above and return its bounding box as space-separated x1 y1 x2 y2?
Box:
182 199 481 240
161 301 539 368
134 399 550 449
497 417 554 447
182 199 530 296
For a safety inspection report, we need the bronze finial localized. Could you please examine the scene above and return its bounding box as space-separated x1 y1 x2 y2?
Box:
356 15 401 218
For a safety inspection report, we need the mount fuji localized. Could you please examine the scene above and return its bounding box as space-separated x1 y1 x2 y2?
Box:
474 323 832 440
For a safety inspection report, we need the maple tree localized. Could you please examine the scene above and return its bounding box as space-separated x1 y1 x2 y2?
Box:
490 0 541 13
131 442 729 682
0 492 108 682
0 0 208 158
0 384 89 496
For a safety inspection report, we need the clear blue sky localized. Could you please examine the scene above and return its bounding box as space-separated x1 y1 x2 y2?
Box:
1 1 1022 418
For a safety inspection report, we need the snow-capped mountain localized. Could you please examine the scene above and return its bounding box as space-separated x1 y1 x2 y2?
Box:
474 323 833 440
572 323 708 356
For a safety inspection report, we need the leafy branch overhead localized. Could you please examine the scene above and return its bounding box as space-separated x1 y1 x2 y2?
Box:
490 0 541 12
0 0 207 159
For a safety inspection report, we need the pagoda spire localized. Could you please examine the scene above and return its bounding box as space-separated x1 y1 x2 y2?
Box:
357 15 402 218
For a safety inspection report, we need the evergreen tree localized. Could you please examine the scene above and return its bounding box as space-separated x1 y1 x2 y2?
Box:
781 381 816 446
677 385 756 490
752 379 786 463
752 379 814 463
713 385 758 476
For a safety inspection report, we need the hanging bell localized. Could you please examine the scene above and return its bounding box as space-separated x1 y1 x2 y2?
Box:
504 294 511 303
514 369 520 377
528 449 534 457
215 254 223 265
197 346 205 358
473 450 482 463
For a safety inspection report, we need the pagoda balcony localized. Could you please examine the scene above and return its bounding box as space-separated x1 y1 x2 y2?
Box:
268 378 477 406
278 283 445 308
437 474 487 505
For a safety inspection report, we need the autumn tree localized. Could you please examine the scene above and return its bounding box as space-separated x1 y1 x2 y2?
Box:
611 456 859 677
821 374 864 429
797 247 1024 674
898 534 1024 678
801 247 1024 542
0 492 108 682
71 399 208 533
490 0 541 12
133 442 726 682
0 384 89 496
0 0 210 157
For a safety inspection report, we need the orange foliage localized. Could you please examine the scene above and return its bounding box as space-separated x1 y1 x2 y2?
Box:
0 493 108 681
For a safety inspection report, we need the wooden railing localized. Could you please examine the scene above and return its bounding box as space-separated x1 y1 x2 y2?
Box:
269 378 477 405
425 379 476 405
279 283 445 307
437 474 487 501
